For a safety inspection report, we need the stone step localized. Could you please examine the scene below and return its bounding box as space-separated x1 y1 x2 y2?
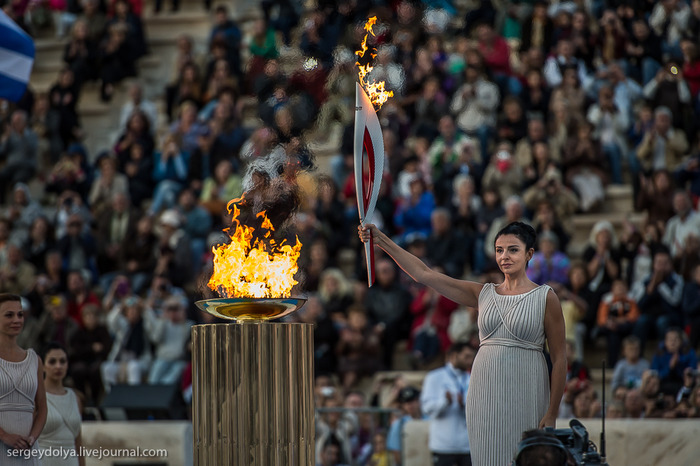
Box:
600 184 634 213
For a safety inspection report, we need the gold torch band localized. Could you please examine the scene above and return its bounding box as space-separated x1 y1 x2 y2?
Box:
192 322 315 465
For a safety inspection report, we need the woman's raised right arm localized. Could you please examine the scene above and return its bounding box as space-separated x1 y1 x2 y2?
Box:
359 224 482 308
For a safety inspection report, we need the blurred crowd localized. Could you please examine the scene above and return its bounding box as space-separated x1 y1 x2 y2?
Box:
3 0 700 458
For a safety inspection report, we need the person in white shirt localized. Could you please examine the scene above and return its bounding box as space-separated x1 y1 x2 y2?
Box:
420 341 476 466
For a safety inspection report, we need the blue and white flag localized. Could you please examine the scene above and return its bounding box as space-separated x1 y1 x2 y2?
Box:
0 10 35 102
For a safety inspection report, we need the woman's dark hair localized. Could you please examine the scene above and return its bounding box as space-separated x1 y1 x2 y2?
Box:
494 222 537 251
0 293 22 308
41 341 68 361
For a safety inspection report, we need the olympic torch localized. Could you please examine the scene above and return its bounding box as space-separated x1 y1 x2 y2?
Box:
354 16 392 287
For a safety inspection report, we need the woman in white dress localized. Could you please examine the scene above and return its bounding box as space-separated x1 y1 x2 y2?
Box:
0 293 47 465
38 342 84 466
360 222 566 466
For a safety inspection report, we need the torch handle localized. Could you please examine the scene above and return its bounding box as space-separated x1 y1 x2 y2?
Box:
364 229 375 287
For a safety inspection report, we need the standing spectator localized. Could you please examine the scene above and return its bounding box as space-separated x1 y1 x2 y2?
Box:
632 248 685 351
145 295 193 384
596 279 640 365
0 110 38 203
420 342 475 465
387 386 424 466
611 336 650 392
364 259 412 370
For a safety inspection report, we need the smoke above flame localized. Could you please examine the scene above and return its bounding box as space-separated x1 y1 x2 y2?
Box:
356 16 394 109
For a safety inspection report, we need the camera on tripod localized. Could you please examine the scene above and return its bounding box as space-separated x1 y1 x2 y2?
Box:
550 419 606 465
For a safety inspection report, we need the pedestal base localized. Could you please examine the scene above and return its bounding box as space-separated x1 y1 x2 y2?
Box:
192 322 314 465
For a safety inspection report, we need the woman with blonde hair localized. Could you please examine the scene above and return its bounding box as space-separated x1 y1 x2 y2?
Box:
318 268 354 324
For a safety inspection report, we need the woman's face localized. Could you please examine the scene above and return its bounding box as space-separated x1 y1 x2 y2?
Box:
494 234 531 275
596 229 611 248
31 217 48 238
44 348 68 382
569 267 587 289
0 301 23 337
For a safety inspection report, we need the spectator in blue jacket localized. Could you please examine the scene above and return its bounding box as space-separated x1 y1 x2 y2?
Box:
651 327 698 396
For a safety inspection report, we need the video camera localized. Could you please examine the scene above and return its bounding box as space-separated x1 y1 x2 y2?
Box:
550 419 607 465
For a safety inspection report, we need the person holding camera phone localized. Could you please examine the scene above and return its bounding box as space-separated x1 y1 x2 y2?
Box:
359 222 566 466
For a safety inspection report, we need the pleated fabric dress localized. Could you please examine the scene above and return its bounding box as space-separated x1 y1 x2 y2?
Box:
465 283 551 466
0 349 41 465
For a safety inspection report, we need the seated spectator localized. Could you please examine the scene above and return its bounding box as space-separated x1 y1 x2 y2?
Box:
145 295 193 384
65 269 100 326
114 110 155 171
543 39 588 90
45 144 91 200
38 294 79 351
632 247 684 351
149 136 190 216
522 141 557 190
364 258 412 370
4 182 43 245
636 169 676 229
0 110 38 203
625 18 663 86
318 268 354 325
635 106 689 175
651 327 698 395
0 243 36 295
95 191 138 288
98 23 133 102
674 136 700 200
200 159 243 218
409 272 458 366
427 115 481 205
663 190 700 260
122 216 157 294
175 188 212 273
561 121 608 212
49 68 82 151
315 396 354 466
583 220 621 300
337 307 382 389
425 208 468 278
167 66 203 124
497 96 528 147
531 199 571 252
683 263 700 350
475 22 521 96
82 0 107 42
120 141 154 209
623 388 646 419
587 85 629 185
596 279 640 365
526 231 570 286
393 176 434 245
88 155 129 219
102 296 152 389
513 118 549 171
153 210 193 288
450 63 499 163
69 303 112 404
22 216 55 272
118 82 158 133
209 4 242 80
63 20 99 89
611 336 650 392
481 144 523 202
523 169 579 221
57 214 97 280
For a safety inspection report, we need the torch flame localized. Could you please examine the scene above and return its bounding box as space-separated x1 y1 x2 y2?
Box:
208 198 302 299
355 16 394 109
